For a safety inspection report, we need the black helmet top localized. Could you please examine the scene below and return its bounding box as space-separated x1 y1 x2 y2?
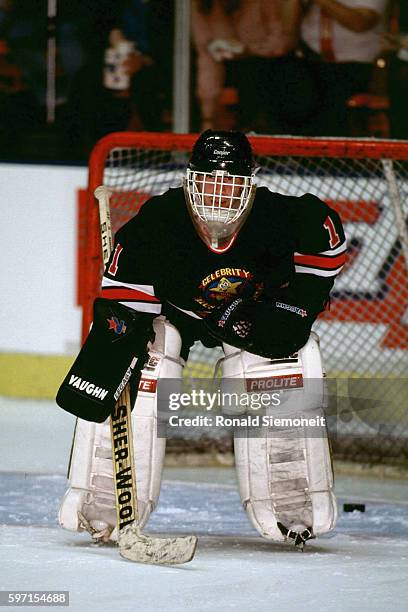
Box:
188 130 254 176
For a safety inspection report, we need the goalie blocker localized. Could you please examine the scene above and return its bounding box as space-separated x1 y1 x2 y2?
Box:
56 298 154 422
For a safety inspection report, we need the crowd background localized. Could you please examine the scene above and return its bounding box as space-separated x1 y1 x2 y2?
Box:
0 0 406 163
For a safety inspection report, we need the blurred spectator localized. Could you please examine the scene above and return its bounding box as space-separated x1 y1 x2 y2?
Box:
0 1 119 158
298 0 389 136
192 0 310 134
54 1 119 157
5 1 105 106
66 0 173 153
384 1 408 138
121 0 173 132
0 1 173 160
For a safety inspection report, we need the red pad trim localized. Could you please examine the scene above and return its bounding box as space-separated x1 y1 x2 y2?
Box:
138 378 157 393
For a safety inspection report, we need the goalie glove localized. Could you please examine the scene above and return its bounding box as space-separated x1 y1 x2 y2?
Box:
203 297 313 359
56 299 155 423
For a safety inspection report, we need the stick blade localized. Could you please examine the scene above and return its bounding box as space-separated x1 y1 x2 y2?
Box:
119 524 198 565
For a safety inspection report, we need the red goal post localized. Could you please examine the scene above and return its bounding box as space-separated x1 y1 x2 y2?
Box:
80 132 408 464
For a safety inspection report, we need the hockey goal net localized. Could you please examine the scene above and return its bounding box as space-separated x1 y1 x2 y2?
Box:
80 132 408 466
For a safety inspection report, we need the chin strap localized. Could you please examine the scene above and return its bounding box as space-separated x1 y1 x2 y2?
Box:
277 522 315 551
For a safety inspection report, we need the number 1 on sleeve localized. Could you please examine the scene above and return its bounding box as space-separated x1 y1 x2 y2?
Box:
108 244 123 276
323 216 341 248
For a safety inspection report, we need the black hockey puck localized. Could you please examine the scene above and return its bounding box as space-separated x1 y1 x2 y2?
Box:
343 503 365 513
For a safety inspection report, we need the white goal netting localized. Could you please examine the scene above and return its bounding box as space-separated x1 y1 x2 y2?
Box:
80 133 408 465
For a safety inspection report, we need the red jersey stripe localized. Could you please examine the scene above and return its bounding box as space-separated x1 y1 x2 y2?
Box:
294 252 346 270
101 287 160 303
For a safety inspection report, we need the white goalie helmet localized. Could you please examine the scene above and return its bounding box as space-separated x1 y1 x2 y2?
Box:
184 130 257 252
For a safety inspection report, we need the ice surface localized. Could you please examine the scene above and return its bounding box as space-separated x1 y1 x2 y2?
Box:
1 397 408 611
1 472 408 612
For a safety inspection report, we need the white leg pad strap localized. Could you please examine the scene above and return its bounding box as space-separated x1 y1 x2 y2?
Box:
222 332 337 541
59 316 183 540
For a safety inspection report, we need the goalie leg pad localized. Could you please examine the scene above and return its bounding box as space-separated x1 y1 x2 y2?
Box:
221 332 337 542
59 316 184 541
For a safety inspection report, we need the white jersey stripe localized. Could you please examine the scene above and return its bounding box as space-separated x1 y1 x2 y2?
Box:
295 265 344 277
294 241 347 258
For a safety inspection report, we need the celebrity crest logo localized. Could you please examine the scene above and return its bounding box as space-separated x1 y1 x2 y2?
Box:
107 317 127 335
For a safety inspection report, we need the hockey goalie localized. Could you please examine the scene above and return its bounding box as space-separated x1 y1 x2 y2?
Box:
57 130 346 549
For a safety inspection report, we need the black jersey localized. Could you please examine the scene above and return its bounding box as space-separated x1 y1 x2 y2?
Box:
101 187 346 355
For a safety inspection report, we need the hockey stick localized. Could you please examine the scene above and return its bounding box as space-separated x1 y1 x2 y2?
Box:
94 185 197 564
